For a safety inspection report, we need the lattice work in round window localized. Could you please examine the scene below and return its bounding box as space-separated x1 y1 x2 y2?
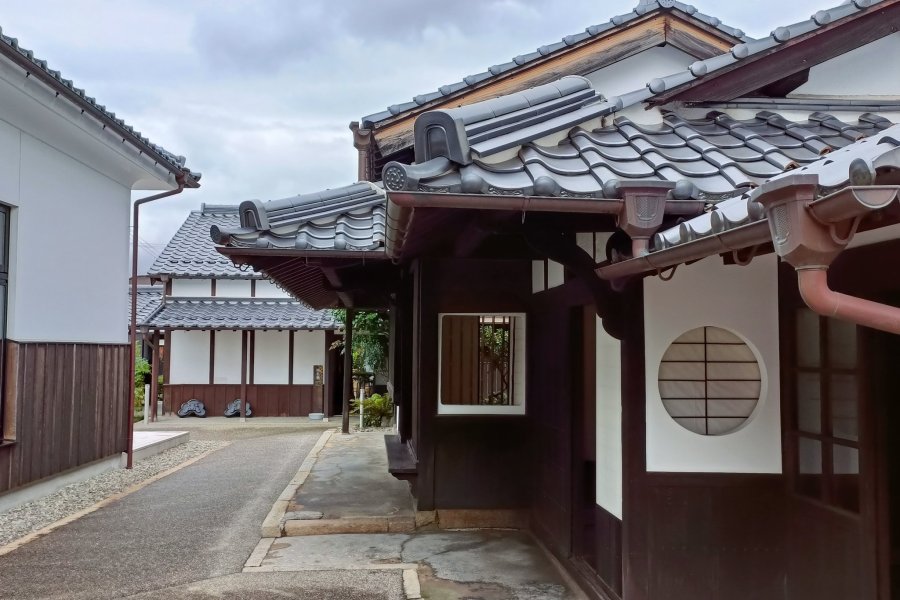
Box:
659 326 761 436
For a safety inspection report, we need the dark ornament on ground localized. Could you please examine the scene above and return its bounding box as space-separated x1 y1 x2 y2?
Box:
224 399 252 418
177 399 206 418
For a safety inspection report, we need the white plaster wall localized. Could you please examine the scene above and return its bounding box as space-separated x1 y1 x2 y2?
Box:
216 279 251 297
643 253 782 473
213 330 243 384
595 316 623 519
169 330 210 384
547 260 565 289
585 46 695 101
2 129 130 344
292 330 326 384
531 260 545 294
255 279 291 298
172 279 211 296
254 330 290 384
792 33 900 97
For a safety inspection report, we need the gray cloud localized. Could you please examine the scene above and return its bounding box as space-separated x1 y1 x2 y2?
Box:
0 0 832 270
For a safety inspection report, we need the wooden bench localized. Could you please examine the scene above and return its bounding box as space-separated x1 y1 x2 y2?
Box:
384 434 417 483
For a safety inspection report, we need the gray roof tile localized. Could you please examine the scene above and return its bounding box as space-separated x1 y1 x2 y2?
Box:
141 297 338 330
210 182 387 252
385 107 895 202
149 206 257 278
131 285 163 325
359 1 750 128
0 27 199 184
651 124 900 252
641 0 889 97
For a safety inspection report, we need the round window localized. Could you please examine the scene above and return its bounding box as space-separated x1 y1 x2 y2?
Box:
658 326 761 436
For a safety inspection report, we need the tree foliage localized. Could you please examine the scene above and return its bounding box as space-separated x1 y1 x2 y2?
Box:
330 309 390 376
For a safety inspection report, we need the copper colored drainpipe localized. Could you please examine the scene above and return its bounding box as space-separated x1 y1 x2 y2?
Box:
128 175 187 469
755 176 900 336
798 268 900 335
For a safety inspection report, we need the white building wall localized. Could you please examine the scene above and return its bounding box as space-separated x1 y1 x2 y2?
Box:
792 33 900 97
213 330 243 384
255 279 291 298
172 278 211 296
1 127 131 344
169 330 210 384
643 253 782 473
292 330 325 384
254 330 290 384
595 316 623 519
216 279 251 297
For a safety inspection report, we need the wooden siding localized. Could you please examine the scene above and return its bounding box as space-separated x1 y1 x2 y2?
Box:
163 383 323 417
0 340 129 495
409 258 532 511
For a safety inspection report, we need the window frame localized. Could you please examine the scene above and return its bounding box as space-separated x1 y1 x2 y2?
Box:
0 204 10 442
785 306 862 514
436 312 527 416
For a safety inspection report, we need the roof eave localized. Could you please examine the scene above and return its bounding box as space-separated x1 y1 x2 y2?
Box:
0 42 200 187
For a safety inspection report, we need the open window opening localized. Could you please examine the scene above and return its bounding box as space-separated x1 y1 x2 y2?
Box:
438 313 526 415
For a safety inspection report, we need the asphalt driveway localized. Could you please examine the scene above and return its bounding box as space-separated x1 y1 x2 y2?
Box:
0 428 403 600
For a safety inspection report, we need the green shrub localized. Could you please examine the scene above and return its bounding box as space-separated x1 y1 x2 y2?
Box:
351 393 394 428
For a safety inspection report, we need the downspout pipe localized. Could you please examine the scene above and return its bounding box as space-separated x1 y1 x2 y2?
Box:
128 175 187 469
755 173 900 336
799 268 900 334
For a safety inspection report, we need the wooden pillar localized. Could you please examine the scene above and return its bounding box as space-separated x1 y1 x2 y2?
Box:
150 330 160 422
163 329 172 414
240 329 248 420
342 309 355 434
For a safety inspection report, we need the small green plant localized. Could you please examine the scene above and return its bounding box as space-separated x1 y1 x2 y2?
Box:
351 393 394 428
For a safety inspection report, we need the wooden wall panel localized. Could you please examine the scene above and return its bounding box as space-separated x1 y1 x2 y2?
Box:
0 340 129 495
163 383 323 417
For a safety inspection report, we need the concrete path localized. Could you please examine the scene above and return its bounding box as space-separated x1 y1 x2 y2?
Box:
284 432 415 535
250 530 577 599
0 428 403 599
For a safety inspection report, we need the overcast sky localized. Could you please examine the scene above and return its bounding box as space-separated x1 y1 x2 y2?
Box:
0 0 830 271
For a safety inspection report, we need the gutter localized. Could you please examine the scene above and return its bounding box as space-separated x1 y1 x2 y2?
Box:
596 219 771 280
385 189 704 260
755 177 900 334
127 175 189 469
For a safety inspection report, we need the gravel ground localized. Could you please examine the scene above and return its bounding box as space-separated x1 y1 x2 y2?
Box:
0 440 226 548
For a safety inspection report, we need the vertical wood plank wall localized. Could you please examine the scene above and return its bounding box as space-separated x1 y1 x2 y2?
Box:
163 384 323 417
411 258 532 511
0 340 129 495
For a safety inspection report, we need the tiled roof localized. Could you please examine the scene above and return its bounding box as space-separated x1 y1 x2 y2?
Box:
133 285 163 324
150 205 263 278
642 0 889 100
140 297 338 330
651 123 900 252
210 182 386 251
384 89 895 202
0 28 199 184
359 0 749 127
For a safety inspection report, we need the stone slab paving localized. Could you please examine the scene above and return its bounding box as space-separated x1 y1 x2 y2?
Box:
252 530 578 599
285 432 415 535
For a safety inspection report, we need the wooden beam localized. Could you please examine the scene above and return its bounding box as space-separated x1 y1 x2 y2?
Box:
342 309 355 434
288 330 295 385
249 330 256 385
150 332 160 422
208 330 215 385
240 330 248 419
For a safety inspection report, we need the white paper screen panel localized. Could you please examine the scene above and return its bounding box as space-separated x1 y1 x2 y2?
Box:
659 326 761 436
